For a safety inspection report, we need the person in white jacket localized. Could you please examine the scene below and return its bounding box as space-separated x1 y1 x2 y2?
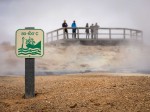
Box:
90 24 94 39
94 23 100 39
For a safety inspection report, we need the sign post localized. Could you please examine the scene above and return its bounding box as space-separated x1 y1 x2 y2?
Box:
25 57 35 98
16 27 44 98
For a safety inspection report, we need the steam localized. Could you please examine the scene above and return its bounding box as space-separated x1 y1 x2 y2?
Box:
108 43 150 73
0 40 150 76
0 43 24 76
36 40 150 74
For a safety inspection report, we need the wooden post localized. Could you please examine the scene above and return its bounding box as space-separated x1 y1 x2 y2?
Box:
97 28 99 39
130 30 132 39
25 58 35 98
25 27 35 99
109 29 111 39
135 31 137 40
77 28 79 39
46 33 48 43
57 30 59 40
123 29 126 39
63 28 65 39
51 33 53 41
141 31 143 39
141 31 143 43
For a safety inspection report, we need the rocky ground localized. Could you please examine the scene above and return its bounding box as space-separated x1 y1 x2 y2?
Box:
0 73 150 112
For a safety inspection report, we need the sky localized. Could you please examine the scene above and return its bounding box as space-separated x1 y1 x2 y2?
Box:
0 0 150 44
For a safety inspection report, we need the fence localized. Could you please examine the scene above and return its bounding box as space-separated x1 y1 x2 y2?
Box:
46 27 143 42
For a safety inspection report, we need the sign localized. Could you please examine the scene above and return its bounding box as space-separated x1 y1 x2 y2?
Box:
16 29 44 58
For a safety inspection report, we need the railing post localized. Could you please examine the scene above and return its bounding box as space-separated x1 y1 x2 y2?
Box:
141 31 143 39
51 32 53 41
109 29 111 39
77 28 79 39
130 30 132 39
97 28 99 39
135 31 137 40
123 29 126 39
63 28 65 39
57 30 59 40
141 31 143 43
46 33 48 43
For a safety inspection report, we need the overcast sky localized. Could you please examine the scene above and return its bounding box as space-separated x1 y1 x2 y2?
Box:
0 0 150 44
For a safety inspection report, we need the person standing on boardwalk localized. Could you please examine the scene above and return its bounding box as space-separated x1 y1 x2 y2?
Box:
90 24 94 39
71 21 77 39
62 20 68 39
85 23 90 39
94 23 100 39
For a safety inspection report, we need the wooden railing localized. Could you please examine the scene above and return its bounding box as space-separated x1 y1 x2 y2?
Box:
46 27 143 42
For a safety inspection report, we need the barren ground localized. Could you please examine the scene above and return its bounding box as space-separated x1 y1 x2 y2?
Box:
0 73 150 112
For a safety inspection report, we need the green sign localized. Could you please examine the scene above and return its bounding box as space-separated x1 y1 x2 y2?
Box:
16 29 44 58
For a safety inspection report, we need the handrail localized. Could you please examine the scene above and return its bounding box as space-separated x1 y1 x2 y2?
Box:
46 27 143 43
47 27 142 34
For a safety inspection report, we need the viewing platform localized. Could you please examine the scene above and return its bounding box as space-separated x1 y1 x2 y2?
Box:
46 27 143 45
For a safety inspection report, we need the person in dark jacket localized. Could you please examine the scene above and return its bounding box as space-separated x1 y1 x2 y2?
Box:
71 21 77 38
85 23 90 39
62 20 68 39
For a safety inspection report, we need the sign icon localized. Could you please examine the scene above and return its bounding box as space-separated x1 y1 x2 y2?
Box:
16 29 44 58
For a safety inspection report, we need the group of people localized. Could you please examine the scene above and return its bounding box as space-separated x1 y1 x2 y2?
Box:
85 23 100 39
62 20 100 39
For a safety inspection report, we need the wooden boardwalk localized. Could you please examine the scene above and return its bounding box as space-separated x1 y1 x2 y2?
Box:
46 27 143 42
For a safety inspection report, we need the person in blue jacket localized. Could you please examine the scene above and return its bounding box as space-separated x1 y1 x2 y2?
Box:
71 21 77 38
